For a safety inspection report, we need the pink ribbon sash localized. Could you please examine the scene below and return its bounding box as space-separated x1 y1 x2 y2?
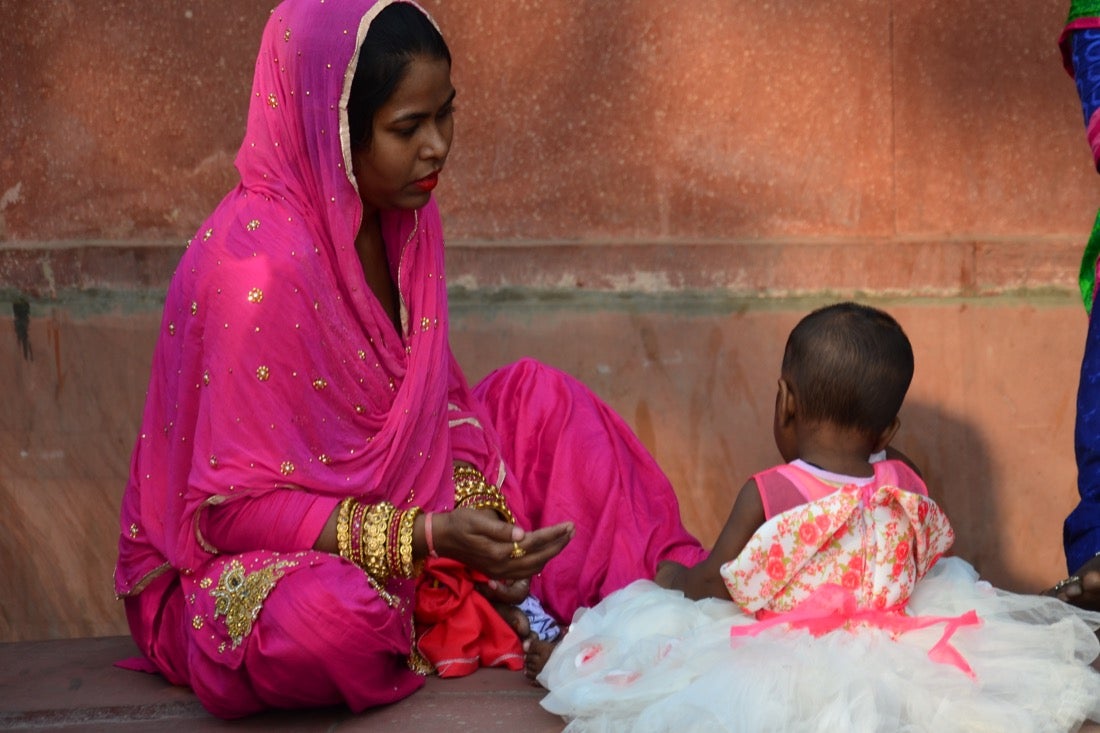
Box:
728 584 981 678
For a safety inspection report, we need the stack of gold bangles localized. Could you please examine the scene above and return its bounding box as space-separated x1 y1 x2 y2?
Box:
452 465 525 559
336 465 526 596
335 498 421 605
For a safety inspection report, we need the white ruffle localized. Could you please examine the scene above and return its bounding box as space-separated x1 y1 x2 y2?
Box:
538 558 1100 733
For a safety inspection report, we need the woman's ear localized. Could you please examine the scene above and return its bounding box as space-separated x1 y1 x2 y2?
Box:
872 416 901 453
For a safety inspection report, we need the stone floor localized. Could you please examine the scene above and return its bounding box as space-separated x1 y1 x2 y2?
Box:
4 635 1100 732
0 636 564 732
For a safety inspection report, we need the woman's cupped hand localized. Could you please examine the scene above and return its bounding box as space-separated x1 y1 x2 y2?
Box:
434 507 573 584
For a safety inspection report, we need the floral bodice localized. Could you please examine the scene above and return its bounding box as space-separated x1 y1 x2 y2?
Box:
720 461 954 614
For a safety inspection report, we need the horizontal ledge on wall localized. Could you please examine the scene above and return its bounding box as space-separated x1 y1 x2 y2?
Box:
0 236 1083 299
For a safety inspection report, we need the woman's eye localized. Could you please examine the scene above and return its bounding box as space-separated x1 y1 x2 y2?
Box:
395 125 418 138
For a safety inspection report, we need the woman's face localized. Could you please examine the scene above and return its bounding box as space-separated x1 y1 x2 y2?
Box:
352 54 455 216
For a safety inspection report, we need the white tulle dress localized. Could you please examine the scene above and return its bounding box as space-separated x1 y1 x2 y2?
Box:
538 461 1100 733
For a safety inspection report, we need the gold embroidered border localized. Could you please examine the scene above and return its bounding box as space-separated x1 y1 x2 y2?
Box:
210 558 296 648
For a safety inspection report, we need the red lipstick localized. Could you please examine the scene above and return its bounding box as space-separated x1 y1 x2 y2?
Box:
414 172 439 192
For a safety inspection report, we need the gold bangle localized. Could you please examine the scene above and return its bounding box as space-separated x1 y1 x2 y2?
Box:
385 506 402 579
396 507 421 578
349 499 368 567
334 498 406 607
363 501 395 584
452 465 489 504
452 465 515 523
461 494 515 524
335 497 356 562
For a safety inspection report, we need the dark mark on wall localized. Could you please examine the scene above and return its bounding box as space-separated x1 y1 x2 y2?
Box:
14 297 31 360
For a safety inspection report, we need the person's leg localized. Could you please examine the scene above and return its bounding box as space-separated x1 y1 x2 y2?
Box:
475 358 706 624
126 553 423 718
1068 303 1100 574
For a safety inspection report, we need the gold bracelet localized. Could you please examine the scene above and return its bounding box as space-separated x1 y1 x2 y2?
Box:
349 499 368 567
452 465 515 523
363 501 395 584
396 506 422 578
335 497 356 562
385 505 404 578
334 497 413 605
452 465 489 503
460 493 514 523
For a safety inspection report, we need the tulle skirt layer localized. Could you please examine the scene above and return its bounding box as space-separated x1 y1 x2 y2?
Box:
538 558 1100 733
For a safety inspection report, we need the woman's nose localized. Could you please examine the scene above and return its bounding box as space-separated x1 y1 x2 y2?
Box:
421 123 450 161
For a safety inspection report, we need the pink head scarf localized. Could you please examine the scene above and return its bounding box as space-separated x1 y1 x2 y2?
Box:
117 0 501 593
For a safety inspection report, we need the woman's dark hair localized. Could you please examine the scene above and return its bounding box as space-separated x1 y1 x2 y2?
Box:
348 2 451 149
781 302 914 437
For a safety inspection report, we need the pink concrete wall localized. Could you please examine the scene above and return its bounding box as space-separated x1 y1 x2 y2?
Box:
1 299 1084 641
3 1 1095 254
2 1 1098 640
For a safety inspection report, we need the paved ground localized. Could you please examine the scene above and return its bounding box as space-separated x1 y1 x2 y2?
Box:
5 636 1100 731
0 636 564 732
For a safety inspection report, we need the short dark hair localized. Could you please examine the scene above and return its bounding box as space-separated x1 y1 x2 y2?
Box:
781 302 914 437
348 2 451 149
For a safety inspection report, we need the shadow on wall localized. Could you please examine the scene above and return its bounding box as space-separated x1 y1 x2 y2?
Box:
453 296 1082 597
901 399 1019 592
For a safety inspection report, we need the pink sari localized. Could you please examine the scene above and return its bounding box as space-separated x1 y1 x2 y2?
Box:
115 0 704 718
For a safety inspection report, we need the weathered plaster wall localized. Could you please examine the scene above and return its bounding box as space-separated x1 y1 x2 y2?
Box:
1 297 1084 641
3 1 1095 256
1 1 1097 641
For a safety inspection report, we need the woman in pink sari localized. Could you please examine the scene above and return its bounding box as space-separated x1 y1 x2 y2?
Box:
114 0 705 718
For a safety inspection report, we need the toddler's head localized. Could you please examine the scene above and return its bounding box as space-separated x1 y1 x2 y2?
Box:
780 302 914 443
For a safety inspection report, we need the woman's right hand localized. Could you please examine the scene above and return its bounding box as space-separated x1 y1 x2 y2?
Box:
432 507 573 581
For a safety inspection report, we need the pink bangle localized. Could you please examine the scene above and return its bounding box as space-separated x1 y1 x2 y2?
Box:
425 512 438 558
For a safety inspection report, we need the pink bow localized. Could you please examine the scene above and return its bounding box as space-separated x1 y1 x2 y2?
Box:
729 584 981 678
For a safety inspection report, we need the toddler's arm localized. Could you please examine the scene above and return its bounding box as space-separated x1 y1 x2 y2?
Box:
656 478 766 601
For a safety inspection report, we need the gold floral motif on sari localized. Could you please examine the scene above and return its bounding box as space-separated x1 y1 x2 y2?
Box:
210 558 296 648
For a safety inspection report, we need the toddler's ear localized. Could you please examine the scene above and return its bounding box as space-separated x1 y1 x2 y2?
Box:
872 416 901 453
776 377 796 426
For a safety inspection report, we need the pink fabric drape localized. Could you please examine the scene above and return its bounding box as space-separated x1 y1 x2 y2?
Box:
115 0 494 598
475 359 707 623
115 0 704 718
